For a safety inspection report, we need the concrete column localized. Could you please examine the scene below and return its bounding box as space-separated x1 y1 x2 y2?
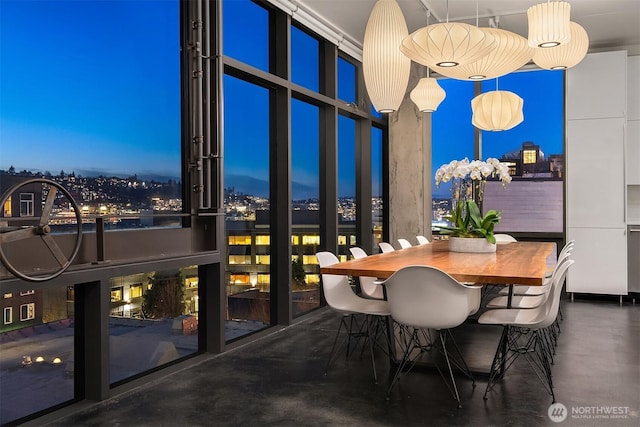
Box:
388 63 432 246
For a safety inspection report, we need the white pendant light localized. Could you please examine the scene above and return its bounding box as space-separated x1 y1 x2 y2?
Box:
472 90 524 131
527 1 571 48
533 21 589 70
363 0 411 113
437 28 533 81
401 22 495 69
410 77 446 112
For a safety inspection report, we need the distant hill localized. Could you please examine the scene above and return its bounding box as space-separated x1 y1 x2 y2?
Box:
225 174 318 199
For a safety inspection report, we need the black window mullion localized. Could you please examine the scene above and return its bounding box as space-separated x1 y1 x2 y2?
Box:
356 119 373 252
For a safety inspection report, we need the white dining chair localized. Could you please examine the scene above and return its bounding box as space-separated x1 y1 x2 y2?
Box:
494 234 517 243
378 242 395 253
397 238 412 249
348 246 384 300
381 265 478 408
479 259 575 403
486 252 572 309
416 235 430 245
315 251 391 384
498 241 574 297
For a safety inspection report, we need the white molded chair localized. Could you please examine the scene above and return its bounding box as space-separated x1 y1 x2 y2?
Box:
479 259 575 403
498 241 574 297
349 246 385 300
494 234 517 243
397 238 412 249
379 242 395 253
488 251 572 309
416 235 431 245
381 265 479 407
315 251 391 383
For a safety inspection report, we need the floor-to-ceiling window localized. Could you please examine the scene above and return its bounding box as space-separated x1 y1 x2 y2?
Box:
0 1 183 422
431 79 477 231
290 25 322 317
223 74 272 339
291 99 321 316
480 70 565 235
431 69 565 237
221 0 386 329
338 115 357 259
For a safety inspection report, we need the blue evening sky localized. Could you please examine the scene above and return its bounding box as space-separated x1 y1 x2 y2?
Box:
432 70 564 197
0 0 180 180
1 0 564 199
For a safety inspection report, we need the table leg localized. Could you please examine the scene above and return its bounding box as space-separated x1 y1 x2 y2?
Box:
499 284 515 377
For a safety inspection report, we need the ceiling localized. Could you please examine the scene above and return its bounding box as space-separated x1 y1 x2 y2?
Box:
294 0 640 54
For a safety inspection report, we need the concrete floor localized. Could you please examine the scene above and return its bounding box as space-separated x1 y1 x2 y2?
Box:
40 299 639 427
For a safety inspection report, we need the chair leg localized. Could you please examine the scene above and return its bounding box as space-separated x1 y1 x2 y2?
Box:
438 332 462 408
444 329 475 386
324 315 349 376
483 326 509 400
386 329 420 399
484 326 558 403
366 315 378 384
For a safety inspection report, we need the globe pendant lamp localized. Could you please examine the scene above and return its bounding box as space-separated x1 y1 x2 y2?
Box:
527 1 571 48
410 77 446 112
363 0 411 113
472 90 524 131
400 22 495 70
437 28 533 81
533 21 589 70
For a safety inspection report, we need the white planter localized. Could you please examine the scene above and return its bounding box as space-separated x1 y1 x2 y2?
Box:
448 236 497 253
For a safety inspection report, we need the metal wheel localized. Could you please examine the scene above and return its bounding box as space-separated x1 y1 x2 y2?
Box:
0 178 82 282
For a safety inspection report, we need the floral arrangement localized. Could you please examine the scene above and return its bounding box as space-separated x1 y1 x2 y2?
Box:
434 158 511 242
435 157 512 188
439 199 502 243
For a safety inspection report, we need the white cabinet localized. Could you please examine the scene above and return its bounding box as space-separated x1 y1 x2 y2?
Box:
566 51 628 295
628 121 640 185
566 118 626 228
627 56 640 121
567 51 627 120
566 227 627 295
627 56 640 185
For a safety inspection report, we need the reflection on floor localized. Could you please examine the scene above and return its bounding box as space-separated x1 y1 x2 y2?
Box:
44 299 640 426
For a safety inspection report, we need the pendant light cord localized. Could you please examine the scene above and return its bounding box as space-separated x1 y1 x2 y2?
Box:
446 0 449 23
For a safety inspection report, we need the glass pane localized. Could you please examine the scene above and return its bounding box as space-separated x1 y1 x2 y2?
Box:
481 70 565 233
223 75 271 340
0 284 75 424
338 57 356 103
338 115 356 255
372 127 384 253
109 266 199 384
0 1 182 230
291 99 320 316
291 26 319 92
223 0 269 73
431 78 476 232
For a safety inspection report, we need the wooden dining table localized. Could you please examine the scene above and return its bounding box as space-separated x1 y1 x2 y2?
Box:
320 239 557 375
320 239 556 286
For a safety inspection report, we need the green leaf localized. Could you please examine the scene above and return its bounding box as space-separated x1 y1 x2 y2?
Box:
443 199 502 243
